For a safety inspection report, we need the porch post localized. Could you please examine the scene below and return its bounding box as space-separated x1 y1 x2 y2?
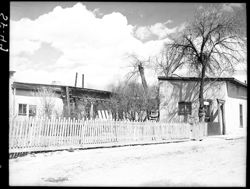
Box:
13 87 16 117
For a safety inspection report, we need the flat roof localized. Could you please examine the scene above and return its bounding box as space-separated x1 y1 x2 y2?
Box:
12 82 112 95
158 76 247 88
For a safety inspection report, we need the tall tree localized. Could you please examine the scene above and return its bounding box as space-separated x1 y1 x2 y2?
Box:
126 53 149 97
169 5 246 121
153 44 184 77
125 53 152 119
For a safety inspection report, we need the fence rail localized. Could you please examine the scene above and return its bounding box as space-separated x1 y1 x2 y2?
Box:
9 117 207 154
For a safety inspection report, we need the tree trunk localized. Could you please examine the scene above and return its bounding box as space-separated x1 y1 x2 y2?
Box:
198 65 206 122
138 64 150 120
138 64 148 96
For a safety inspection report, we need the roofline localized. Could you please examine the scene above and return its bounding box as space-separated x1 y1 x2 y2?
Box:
158 76 247 88
12 81 112 94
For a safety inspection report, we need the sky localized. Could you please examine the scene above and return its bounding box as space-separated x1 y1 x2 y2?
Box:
10 2 247 90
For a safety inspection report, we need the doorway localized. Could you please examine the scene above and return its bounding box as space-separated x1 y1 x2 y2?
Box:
217 99 225 135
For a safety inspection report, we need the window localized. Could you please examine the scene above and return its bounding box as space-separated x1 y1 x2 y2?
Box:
18 104 27 116
29 105 37 117
178 102 192 115
239 104 243 128
204 100 212 122
18 104 37 116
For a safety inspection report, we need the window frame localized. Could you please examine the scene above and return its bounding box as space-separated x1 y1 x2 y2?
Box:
178 101 192 115
18 104 27 116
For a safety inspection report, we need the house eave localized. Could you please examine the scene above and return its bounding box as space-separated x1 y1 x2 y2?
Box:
158 76 247 88
12 82 112 96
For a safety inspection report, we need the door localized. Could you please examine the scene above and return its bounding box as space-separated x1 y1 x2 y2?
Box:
217 99 225 135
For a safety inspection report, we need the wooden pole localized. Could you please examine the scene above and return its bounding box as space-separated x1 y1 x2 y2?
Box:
13 88 16 117
66 86 71 117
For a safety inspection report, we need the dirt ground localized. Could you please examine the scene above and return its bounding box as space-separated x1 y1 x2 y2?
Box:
9 136 246 186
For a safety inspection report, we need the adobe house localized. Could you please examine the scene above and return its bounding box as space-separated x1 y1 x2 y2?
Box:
9 71 112 119
158 77 247 136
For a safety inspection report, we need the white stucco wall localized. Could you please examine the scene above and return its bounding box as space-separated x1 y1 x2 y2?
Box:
9 74 15 117
224 98 247 135
224 82 247 136
159 80 227 123
9 81 13 117
13 95 64 118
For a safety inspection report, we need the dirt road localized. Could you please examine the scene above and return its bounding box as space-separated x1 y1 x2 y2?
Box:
9 137 246 186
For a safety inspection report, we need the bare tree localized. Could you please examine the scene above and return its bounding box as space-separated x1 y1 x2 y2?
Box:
33 87 60 118
126 53 150 97
125 53 153 119
169 5 246 121
153 44 184 77
108 81 158 121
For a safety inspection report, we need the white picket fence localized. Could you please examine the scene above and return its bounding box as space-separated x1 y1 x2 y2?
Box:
9 117 207 154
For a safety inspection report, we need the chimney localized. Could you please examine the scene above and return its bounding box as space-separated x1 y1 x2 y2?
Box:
75 72 78 87
82 74 84 88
